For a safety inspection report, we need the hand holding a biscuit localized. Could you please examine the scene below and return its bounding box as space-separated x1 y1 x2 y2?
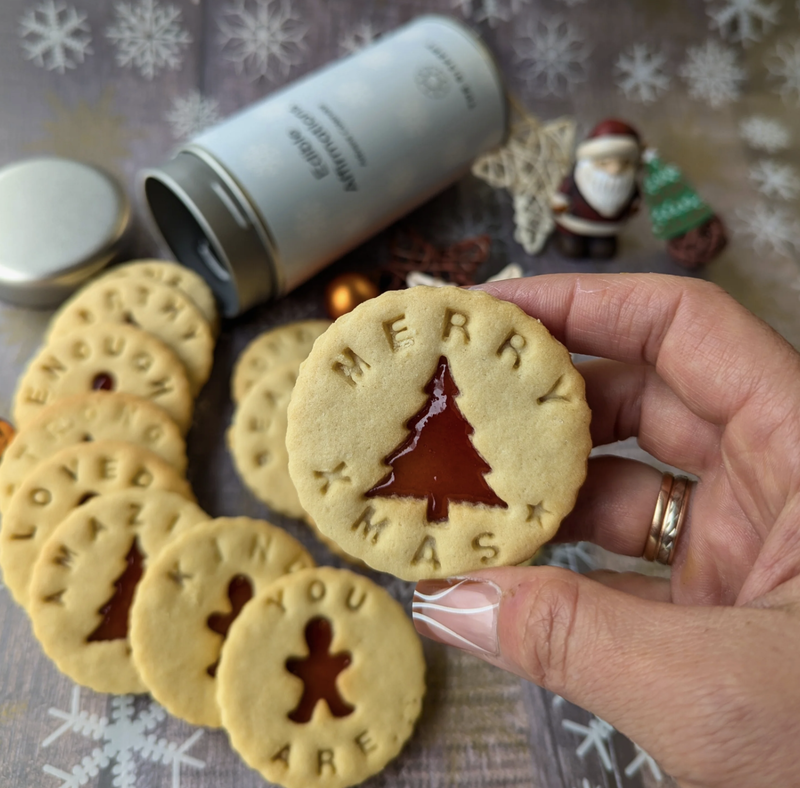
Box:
414 273 800 788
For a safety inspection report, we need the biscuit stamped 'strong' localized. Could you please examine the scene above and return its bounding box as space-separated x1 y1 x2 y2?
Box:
217 567 425 788
286 287 592 581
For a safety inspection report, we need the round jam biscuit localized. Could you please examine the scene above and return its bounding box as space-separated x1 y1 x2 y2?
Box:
47 277 214 396
13 323 194 433
231 320 331 404
217 567 425 788
100 259 219 335
0 392 187 515
228 363 309 521
129 517 314 728
0 440 194 610
29 490 209 695
286 286 592 581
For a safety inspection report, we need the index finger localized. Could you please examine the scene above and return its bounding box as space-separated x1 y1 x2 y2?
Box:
476 273 798 426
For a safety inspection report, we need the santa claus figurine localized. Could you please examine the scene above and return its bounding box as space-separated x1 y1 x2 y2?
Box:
551 119 643 259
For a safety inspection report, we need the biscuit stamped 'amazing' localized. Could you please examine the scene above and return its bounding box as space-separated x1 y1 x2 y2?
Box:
286 286 592 580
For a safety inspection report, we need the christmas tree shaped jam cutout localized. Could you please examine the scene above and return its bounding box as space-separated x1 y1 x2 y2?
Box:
87 537 144 642
366 355 507 523
206 575 254 677
286 617 355 723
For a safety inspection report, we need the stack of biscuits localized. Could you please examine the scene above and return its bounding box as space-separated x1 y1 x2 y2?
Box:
0 261 426 788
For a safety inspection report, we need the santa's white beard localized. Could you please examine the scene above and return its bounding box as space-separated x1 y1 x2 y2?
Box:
574 158 636 218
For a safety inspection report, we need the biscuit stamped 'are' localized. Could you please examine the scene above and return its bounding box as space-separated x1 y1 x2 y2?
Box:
286 287 591 580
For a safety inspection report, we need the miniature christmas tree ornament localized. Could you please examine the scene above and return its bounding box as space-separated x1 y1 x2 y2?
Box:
642 149 727 268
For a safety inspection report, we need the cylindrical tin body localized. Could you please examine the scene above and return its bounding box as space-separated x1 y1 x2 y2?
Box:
142 15 507 317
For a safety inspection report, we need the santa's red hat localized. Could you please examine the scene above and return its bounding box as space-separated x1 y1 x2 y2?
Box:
576 119 642 160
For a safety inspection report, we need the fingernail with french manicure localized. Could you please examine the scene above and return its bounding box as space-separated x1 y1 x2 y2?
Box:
412 578 501 658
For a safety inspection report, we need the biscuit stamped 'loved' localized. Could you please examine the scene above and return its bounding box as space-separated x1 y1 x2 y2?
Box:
286 287 592 580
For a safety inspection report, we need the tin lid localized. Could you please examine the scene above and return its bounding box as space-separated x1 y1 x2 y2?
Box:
141 151 276 318
0 157 129 308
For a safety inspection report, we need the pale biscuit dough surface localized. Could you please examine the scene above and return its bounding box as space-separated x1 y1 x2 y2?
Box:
217 567 425 788
100 259 219 335
47 277 214 395
231 320 331 404
13 323 194 433
228 362 308 521
0 440 194 610
29 490 209 694
129 517 314 728
0 392 187 514
286 286 592 581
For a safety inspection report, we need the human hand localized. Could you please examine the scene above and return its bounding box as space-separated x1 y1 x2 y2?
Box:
413 273 800 788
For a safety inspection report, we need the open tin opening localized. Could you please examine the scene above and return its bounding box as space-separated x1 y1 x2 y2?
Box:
141 152 276 318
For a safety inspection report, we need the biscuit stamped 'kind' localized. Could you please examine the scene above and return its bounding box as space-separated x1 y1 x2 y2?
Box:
287 286 592 580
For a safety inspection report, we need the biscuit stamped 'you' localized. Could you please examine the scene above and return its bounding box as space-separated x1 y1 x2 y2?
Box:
217 567 425 788
286 287 592 580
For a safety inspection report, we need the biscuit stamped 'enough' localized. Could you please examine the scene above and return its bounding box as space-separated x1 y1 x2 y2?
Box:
286 287 592 580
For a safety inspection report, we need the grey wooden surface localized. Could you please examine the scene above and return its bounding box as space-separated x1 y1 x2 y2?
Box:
1 1 799 787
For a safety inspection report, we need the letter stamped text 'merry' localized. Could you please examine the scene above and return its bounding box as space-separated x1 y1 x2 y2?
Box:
286 286 592 581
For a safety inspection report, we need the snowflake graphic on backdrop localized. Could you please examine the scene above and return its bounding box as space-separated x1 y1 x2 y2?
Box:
563 716 617 771
736 201 800 257
18 1 92 73
749 160 800 200
615 43 671 103
739 115 791 152
218 0 307 81
452 0 531 27
514 15 590 97
541 542 597 573
767 37 800 104
625 744 664 780
679 39 745 108
42 687 204 788
166 90 221 139
339 20 378 54
106 0 192 80
706 0 780 46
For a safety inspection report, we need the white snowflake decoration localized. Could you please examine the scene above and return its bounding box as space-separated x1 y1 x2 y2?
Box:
625 743 664 780
679 39 745 108
18 1 92 73
736 201 800 257
706 0 780 46
543 543 597 573
106 0 192 80
42 687 204 788
339 21 378 55
615 43 671 103
515 15 590 97
767 37 800 104
218 0 307 82
749 160 800 200
562 716 616 771
475 0 511 27
166 90 221 140
452 0 531 26
739 115 791 152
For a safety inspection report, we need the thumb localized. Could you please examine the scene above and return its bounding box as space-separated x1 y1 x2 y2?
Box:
413 566 797 784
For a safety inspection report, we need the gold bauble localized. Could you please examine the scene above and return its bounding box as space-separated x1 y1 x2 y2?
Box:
325 273 379 319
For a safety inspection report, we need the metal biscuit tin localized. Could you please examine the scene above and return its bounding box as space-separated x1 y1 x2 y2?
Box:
142 15 508 317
